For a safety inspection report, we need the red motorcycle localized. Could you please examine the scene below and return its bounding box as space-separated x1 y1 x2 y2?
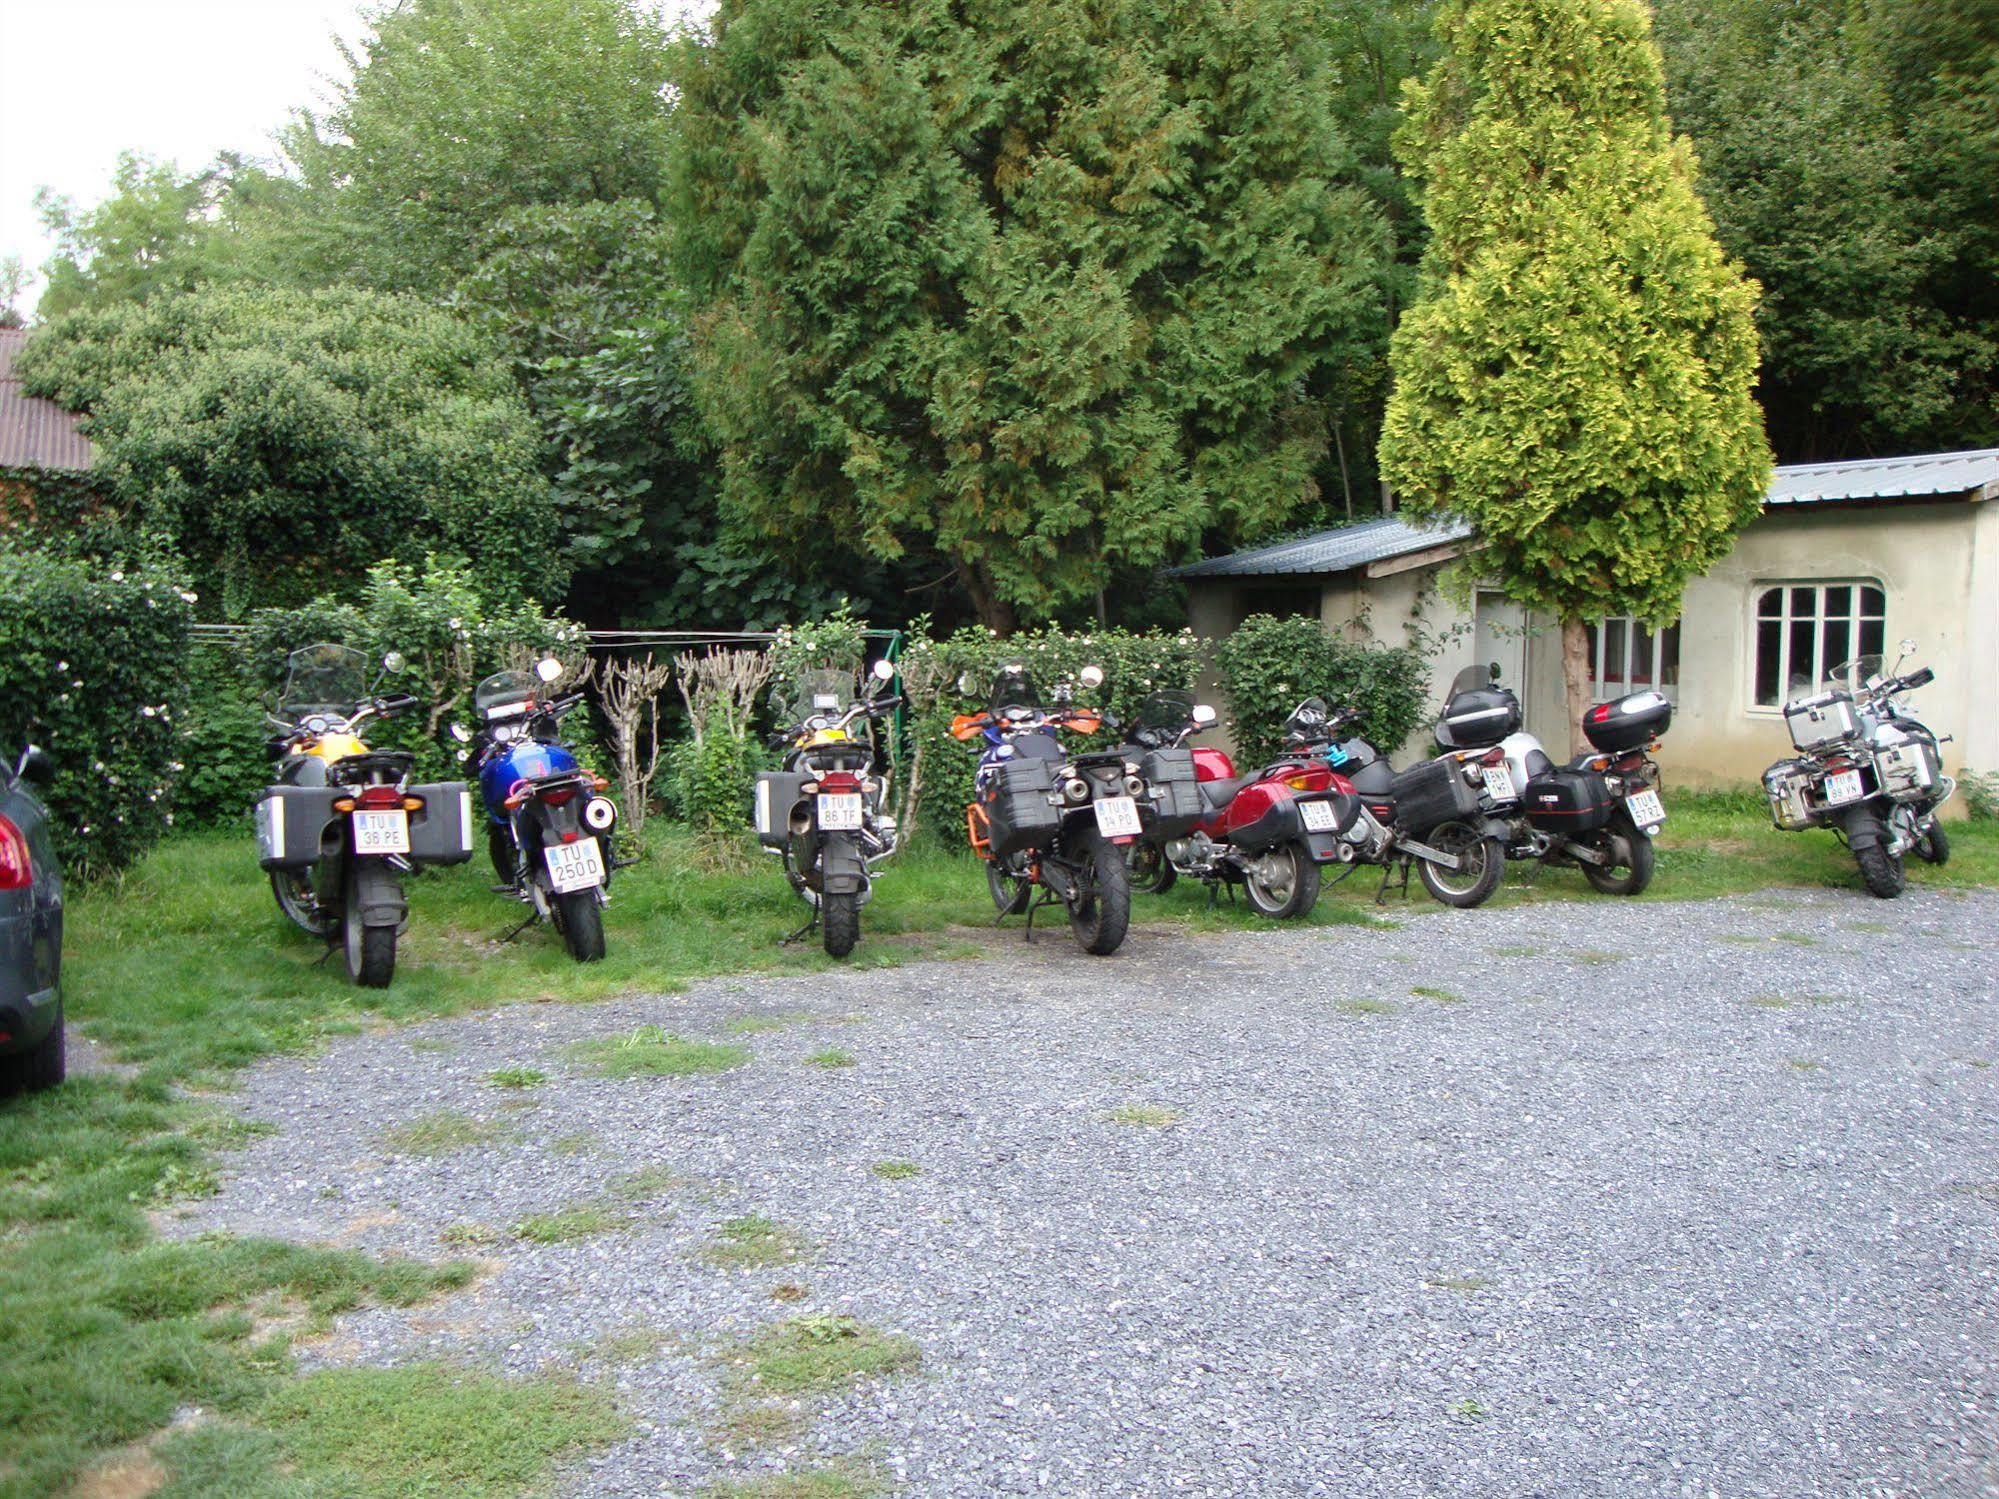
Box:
1124 692 1358 919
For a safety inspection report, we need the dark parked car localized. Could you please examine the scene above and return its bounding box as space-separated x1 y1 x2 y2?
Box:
0 746 62 1095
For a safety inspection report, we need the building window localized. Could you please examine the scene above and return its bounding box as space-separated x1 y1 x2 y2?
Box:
1753 581 1885 706
1588 616 1680 700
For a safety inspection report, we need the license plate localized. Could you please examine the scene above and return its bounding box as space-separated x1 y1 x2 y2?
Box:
1482 766 1517 802
351 809 409 855
544 839 605 893
817 793 865 831
1823 770 1865 806
1624 789 1666 829
1094 795 1143 838
1298 797 1339 832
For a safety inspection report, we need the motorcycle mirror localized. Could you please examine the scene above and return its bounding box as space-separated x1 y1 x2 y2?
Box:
13 744 52 786
872 659 896 683
456 748 471 764
1079 664 1104 689
1191 705 1217 727
956 671 978 696
381 650 406 674
448 723 472 744
1489 661 1501 682
1899 637 1917 658
535 657 563 684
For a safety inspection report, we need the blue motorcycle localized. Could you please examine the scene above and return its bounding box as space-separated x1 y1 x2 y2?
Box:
455 660 619 961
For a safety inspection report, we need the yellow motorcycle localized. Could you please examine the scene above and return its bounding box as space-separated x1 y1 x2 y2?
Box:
255 644 474 987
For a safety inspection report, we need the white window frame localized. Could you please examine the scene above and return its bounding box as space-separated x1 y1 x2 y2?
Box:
1589 615 1679 701
1749 579 1887 712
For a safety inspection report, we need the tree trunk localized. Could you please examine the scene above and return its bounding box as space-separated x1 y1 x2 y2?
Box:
959 560 1017 634
1560 615 1593 757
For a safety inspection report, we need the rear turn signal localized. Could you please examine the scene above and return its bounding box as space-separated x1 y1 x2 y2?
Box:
0 813 30 890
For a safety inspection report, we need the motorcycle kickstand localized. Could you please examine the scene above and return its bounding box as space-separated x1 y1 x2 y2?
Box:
780 910 821 946
496 910 541 944
1023 888 1056 943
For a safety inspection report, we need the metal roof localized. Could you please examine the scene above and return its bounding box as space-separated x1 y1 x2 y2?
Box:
1177 448 1999 579
1171 515 1475 578
1765 447 1999 506
0 329 93 473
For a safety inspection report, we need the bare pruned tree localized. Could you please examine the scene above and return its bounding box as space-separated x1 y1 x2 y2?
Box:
598 651 673 840
672 646 772 744
890 646 949 848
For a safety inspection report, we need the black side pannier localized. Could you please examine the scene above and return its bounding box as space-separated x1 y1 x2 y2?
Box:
255 785 343 871
754 770 812 849
1389 758 1480 836
1434 686 1522 750
407 782 476 866
1139 747 1204 840
979 758 1061 858
1522 768 1615 833
1582 690 1674 754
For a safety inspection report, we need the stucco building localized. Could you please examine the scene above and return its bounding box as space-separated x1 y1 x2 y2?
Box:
1175 448 1999 793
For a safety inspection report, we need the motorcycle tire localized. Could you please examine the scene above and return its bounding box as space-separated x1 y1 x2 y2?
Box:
489 825 517 884
989 860 1033 915
1126 840 1177 896
822 889 860 958
342 862 399 988
555 889 606 962
270 868 332 937
1581 817 1655 897
1915 820 1950 867
1242 840 1321 920
1417 821 1504 909
1067 832 1131 956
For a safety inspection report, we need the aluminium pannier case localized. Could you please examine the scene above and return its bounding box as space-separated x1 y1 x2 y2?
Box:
1388 758 1480 837
1782 692 1856 753
406 781 476 865
1874 731 1941 801
1762 759 1818 831
1584 690 1675 754
1140 747 1204 840
255 785 343 871
753 771 812 849
979 758 1061 858
1434 686 1522 750
1521 768 1615 833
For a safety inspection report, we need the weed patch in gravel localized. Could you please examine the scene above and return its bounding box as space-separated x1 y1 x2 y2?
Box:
1339 998 1398 1016
700 1214 814 1269
1424 1273 1491 1293
569 1027 750 1079
1410 986 1461 1004
726 1315 920 1398
607 1165 685 1201
487 1066 548 1090
803 1049 856 1069
707 1461 881 1497
513 1202 627 1245
1106 1104 1180 1127
379 1111 518 1158
724 1012 817 1035
870 1160 920 1180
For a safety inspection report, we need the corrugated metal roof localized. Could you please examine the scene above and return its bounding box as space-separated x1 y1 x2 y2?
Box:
0 329 93 473
1765 447 1999 505
1177 448 1999 579
1171 515 1475 578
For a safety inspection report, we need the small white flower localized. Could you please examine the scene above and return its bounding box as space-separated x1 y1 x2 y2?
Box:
110 571 125 582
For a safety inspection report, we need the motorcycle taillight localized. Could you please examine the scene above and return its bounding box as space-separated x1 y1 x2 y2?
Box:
818 771 862 792
357 784 403 809
0 814 30 890
541 786 577 807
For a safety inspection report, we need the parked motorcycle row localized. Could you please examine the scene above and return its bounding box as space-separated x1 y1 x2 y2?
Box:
251 638 1956 985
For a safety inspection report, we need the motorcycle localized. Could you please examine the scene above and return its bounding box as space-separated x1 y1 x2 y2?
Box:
1762 642 1954 898
753 660 903 957
1429 664 1670 896
952 664 1150 955
455 658 620 962
1123 690 1359 919
256 644 474 987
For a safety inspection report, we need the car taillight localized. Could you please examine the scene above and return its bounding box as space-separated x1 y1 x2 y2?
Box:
0 814 31 890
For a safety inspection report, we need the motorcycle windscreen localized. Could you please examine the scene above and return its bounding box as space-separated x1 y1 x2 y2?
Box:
278 643 372 718
988 666 1043 715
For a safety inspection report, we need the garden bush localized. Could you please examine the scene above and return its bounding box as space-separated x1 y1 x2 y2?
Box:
0 548 194 875
1214 614 1430 769
665 709 770 843
900 625 1205 848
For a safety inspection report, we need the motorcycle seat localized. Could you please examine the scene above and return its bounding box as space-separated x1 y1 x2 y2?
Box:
1197 773 1258 810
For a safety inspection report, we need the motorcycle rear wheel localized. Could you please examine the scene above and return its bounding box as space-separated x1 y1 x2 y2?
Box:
822 889 860 957
1581 817 1655 896
1067 833 1131 956
1126 840 1177 895
1417 822 1504 908
1846 809 1906 898
342 863 398 988
1242 840 1320 920
555 888 606 962
270 868 332 937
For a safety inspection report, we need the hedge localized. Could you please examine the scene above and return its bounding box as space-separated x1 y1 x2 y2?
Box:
901 625 1206 848
1213 614 1430 769
0 548 194 875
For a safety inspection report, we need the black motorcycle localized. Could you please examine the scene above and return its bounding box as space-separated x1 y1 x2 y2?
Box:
754 661 902 956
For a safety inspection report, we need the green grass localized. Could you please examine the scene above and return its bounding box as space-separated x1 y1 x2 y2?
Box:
568 1025 750 1079
871 1159 920 1180
1410 985 1461 1004
1339 998 1399 1016
486 1065 548 1090
512 1201 628 1244
378 1110 519 1157
699 1213 815 1269
803 1048 856 1069
1423 1273 1492 1292
708 1462 882 1497
1107 1103 1180 1127
607 1164 686 1201
723 1315 920 1398
724 1011 818 1034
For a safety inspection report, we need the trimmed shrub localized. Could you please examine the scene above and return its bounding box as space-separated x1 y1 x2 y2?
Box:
901 626 1205 848
666 709 770 843
0 548 194 875
1214 614 1429 769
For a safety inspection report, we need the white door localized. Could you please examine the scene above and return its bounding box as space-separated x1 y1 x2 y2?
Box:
1474 592 1528 692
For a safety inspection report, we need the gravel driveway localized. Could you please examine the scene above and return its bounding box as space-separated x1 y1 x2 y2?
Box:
175 888 1999 1497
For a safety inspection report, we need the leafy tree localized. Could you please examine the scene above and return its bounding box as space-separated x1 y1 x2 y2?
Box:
18 287 563 614
0 256 26 330
34 153 236 318
1379 0 1771 747
670 0 1391 630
